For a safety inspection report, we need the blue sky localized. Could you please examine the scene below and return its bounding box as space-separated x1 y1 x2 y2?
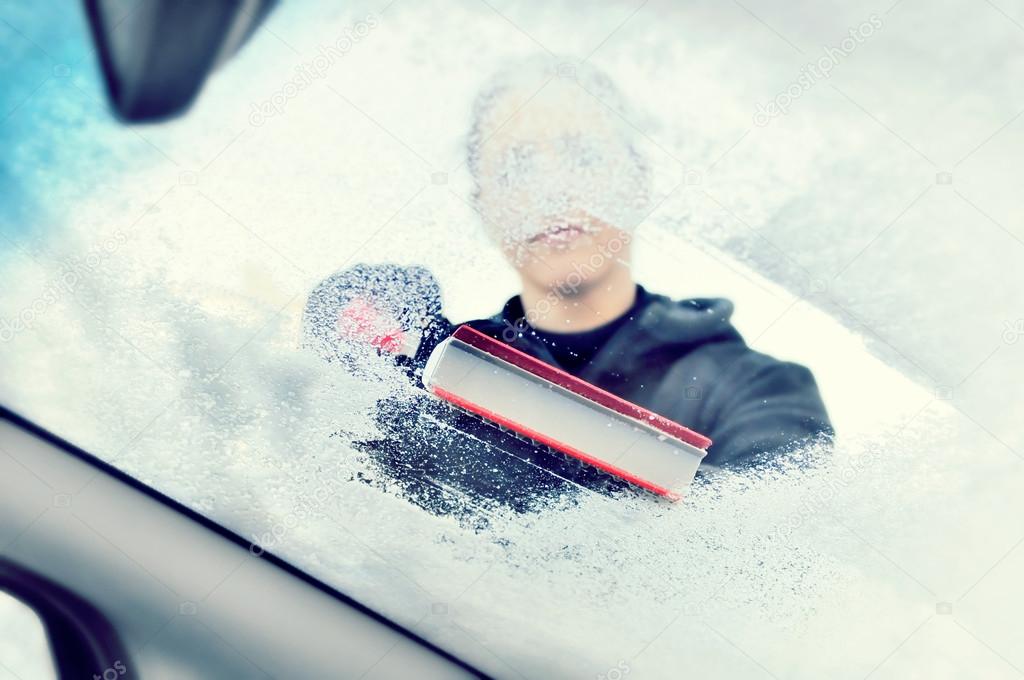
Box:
0 2 134 247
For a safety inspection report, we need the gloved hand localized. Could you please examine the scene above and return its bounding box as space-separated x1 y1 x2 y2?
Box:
302 263 451 377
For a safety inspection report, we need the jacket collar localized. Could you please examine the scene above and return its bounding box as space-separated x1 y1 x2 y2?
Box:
466 286 740 377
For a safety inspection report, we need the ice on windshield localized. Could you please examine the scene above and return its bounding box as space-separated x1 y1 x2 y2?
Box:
2 1 1023 678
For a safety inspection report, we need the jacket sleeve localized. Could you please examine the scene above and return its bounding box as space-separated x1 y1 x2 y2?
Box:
703 354 833 468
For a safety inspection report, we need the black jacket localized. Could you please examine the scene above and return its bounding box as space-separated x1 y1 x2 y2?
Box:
452 287 833 469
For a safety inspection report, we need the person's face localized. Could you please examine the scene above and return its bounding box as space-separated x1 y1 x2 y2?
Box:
502 208 632 293
473 85 641 292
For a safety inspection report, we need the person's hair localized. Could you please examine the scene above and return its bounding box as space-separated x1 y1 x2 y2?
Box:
465 56 644 181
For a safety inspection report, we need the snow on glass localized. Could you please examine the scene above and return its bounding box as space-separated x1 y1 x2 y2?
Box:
1 1 1022 678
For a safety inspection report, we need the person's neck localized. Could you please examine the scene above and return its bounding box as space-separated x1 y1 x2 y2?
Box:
521 265 637 333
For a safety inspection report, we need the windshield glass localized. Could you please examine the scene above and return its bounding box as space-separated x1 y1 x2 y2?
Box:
2 1 1022 677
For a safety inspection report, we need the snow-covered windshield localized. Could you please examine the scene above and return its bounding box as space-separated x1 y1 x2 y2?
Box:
2 1 1023 677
